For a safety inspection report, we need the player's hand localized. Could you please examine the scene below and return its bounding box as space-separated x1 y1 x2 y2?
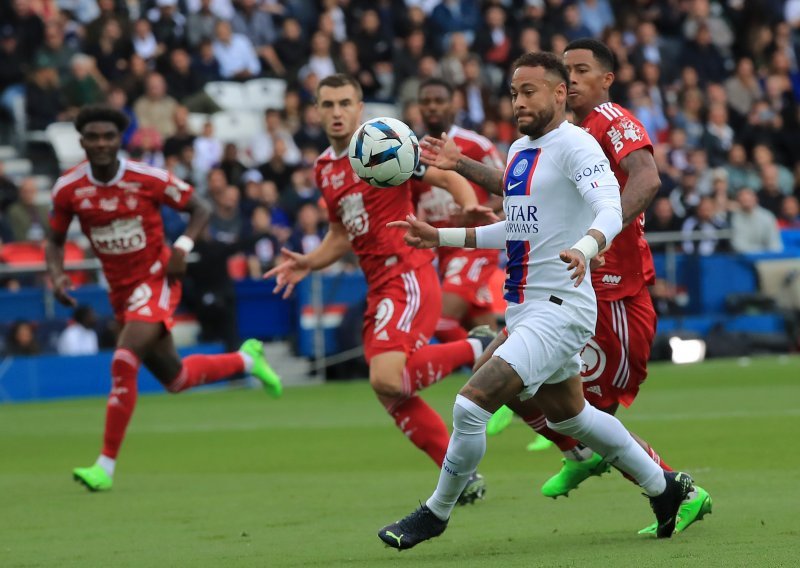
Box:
473 329 507 372
263 248 312 299
166 247 188 282
52 274 77 307
589 246 608 271
420 134 462 171
386 215 439 249
560 248 587 287
454 204 500 227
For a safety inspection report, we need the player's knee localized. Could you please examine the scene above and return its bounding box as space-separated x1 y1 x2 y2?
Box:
453 394 491 434
163 366 186 394
369 372 405 399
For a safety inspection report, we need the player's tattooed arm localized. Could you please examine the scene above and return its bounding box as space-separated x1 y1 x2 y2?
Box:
618 149 661 228
45 230 77 307
454 157 504 196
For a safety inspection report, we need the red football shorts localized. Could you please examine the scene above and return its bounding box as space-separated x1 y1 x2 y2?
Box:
363 263 442 363
109 275 182 330
439 248 498 318
580 285 657 409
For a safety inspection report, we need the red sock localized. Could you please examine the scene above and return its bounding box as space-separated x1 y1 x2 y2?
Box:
434 316 469 343
385 396 450 466
403 340 474 395
102 349 140 459
166 353 245 393
640 440 673 472
520 408 580 452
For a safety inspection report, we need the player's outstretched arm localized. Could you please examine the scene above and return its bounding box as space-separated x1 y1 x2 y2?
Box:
167 195 212 281
45 230 77 307
618 149 661 228
421 134 504 196
264 222 351 298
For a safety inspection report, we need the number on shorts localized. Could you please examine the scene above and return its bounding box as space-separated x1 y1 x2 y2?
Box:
374 298 394 334
127 283 153 312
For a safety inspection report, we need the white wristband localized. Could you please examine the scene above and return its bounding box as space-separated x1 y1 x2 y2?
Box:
438 228 467 247
570 235 599 261
174 235 195 254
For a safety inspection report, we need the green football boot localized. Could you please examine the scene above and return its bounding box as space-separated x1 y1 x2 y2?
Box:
486 405 514 436
73 464 113 492
541 452 610 498
240 339 283 398
526 435 555 452
638 485 712 535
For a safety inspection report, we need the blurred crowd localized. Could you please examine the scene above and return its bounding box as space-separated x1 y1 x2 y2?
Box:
1 0 800 276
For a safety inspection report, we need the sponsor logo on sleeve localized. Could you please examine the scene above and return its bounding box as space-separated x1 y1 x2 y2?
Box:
574 162 607 182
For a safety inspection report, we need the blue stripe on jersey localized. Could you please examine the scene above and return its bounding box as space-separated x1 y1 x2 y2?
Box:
504 148 540 197
504 240 530 303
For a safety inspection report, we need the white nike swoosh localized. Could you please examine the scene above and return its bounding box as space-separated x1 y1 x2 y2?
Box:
507 181 522 190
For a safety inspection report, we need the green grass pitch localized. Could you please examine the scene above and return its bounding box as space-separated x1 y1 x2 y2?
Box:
1 356 799 567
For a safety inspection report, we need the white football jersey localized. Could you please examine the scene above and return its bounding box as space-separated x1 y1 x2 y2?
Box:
502 120 621 326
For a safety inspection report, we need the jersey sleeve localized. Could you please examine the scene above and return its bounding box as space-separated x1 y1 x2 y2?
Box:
49 185 74 234
155 172 195 210
316 165 340 224
481 144 505 169
566 132 619 196
599 111 653 165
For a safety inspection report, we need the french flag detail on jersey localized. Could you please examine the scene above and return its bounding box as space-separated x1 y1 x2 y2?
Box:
590 181 600 188
503 148 541 303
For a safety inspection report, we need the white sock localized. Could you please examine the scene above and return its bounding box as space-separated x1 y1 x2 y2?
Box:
239 351 254 373
96 454 116 477
562 444 595 462
466 339 483 362
547 402 666 496
426 395 492 520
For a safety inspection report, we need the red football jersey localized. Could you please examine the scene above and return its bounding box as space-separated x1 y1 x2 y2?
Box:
50 159 194 291
410 125 504 229
315 147 434 288
581 102 656 301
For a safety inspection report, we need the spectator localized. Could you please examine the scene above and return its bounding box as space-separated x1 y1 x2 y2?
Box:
205 167 227 200
628 81 668 141
250 108 302 167
128 127 165 168
34 22 77 85
0 25 26 124
778 196 800 229
429 0 480 51
287 202 325 254
163 48 207 107
702 102 735 168
6 320 40 356
209 184 242 244
191 40 222 86
725 57 763 121
301 31 336 83
758 164 788 217
578 0 614 38
646 197 684 253
460 54 493 129
440 32 470 87
724 144 761 194
120 54 149 102
246 205 281 277
212 20 261 80
293 104 328 154
273 18 308 81
752 144 794 194
84 0 129 46
163 105 195 159
25 65 67 131
0 162 18 212
232 0 280 73
353 9 392 68
186 0 219 49
666 128 690 173
57 305 99 356
7 177 48 242
259 179 291 237
133 72 179 139
560 3 593 42
669 167 702 219
258 138 296 192
681 196 728 255
186 0 234 20
280 167 321 221
218 142 245 187
680 24 727 86
132 18 159 62
6 0 44 62
62 54 108 111
630 22 670 79
147 0 187 51
87 18 133 83
730 188 783 253
338 41 379 100
673 87 705 149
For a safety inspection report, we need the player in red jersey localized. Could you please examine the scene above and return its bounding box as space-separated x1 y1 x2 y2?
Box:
414 78 505 342
422 41 711 534
45 105 282 492
265 74 495 502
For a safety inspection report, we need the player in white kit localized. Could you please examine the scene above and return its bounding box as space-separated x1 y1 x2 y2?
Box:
377 52 694 550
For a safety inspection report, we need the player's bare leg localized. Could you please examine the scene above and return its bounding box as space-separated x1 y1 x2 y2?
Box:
369 344 488 504
73 322 281 492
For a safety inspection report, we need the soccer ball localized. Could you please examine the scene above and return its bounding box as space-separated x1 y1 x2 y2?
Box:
348 117 420 187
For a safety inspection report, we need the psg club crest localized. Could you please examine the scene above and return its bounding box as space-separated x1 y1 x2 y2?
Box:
513 159 529 178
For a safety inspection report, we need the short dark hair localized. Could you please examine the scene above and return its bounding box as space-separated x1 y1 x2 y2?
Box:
564 38 616 72
315 73 363 101
74 105 130 134
418 77 454 97
512 51 569 85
